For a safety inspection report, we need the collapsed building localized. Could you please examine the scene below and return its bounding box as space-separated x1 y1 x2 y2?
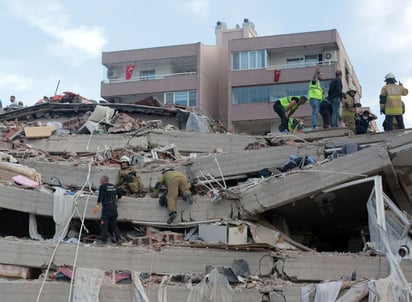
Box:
0 101 411 302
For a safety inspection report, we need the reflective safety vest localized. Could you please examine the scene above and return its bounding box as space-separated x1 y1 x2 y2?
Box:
279 96 300 111
380 84 408 115
308 80 323 100
288 118 304 132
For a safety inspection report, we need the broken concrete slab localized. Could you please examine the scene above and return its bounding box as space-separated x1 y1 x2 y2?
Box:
280 252 412 282
240 144 393 215
0 183 239 223
267 127 354 143
20 159 130 189
0 280 262 302
25 134 148 154
0 238 269 274
147 130 262 153
186 143 323 180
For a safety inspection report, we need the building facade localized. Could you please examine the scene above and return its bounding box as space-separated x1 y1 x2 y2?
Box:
101 19 361 134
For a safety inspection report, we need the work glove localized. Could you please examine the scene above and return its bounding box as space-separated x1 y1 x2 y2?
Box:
93 205 100 215
151 192 159 198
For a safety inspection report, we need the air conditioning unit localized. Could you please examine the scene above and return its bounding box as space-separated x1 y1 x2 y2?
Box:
107 69 116 79
323 51 337 62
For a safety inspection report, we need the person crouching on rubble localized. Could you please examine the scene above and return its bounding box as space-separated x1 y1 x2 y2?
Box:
115 156 145 197
151 168 193 224
93 175 122 244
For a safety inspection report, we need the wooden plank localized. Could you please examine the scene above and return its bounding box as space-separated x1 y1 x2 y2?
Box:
0 280 262 302
0 238 269 274
147 130 261 153
24 126 56 138
0 184 239 223
25 134 148 154
240 145 392 214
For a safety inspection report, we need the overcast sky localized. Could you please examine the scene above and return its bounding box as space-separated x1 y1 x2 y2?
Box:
0 0 411 128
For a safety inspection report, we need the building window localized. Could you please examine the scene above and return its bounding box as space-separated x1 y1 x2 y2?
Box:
232 50 267 70
140 70 155 80
286 57 304 67
305 55 319 65
164 90 197 107
232 82 330 104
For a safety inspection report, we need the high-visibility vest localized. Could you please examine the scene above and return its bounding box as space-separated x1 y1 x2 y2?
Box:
308 80 323 100
381 84 408 115
279 96 300 111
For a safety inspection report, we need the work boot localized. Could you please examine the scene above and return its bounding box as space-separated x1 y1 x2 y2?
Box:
167 211 177 224
183 191 193 205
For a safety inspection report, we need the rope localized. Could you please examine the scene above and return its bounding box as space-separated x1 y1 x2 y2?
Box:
35 160 94 302
67 160 94 302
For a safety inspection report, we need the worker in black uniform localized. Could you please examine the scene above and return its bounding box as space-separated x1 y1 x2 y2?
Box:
93 175 122 244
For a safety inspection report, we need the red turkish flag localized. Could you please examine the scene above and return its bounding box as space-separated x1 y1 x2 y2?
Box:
125 64 135 80
274 70 281 82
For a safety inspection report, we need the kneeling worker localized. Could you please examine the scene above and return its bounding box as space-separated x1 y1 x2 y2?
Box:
273 96 307 133
116 156 145 196
151 168 193 224
93 175 122 244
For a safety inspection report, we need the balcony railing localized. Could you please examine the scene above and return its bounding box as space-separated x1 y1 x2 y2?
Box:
266 60 337 71
102 71 197 84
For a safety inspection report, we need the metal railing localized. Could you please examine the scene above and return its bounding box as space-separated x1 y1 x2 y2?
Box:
102 71 197 84
266 60 338 71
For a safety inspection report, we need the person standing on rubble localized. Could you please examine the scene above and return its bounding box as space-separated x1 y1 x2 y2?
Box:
319 97 332 128
93 175 122 244
379 73 408 131
342 86 359 133
115 156 145 197
7 95 19 110
308 64 324 129
328 70 345 128
151 168 193 224
273 96 308 133
355 110 377 134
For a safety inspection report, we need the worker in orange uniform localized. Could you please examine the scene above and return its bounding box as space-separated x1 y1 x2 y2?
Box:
151 168 193 224
380 73 408 131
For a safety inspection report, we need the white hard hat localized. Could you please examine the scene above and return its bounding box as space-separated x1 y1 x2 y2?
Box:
384 73 396 82
119 156 130 164
347 86 357 93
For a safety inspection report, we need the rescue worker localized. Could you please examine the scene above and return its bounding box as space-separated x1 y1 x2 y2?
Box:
93 175 122 244
342 86 358 133
328 70 344 128
288 117 304 133
308 64 324 129
115 156 145 197
380 73 408 131
273 96 308 133
383 101 405 130
319 97 332 128
151 168 193 224
355 110 377 135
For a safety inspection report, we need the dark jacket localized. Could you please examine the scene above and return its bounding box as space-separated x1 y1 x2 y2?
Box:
328 77 343 100
97 183 122 206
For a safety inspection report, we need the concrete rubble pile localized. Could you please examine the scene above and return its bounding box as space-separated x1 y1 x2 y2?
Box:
0 101 412 301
